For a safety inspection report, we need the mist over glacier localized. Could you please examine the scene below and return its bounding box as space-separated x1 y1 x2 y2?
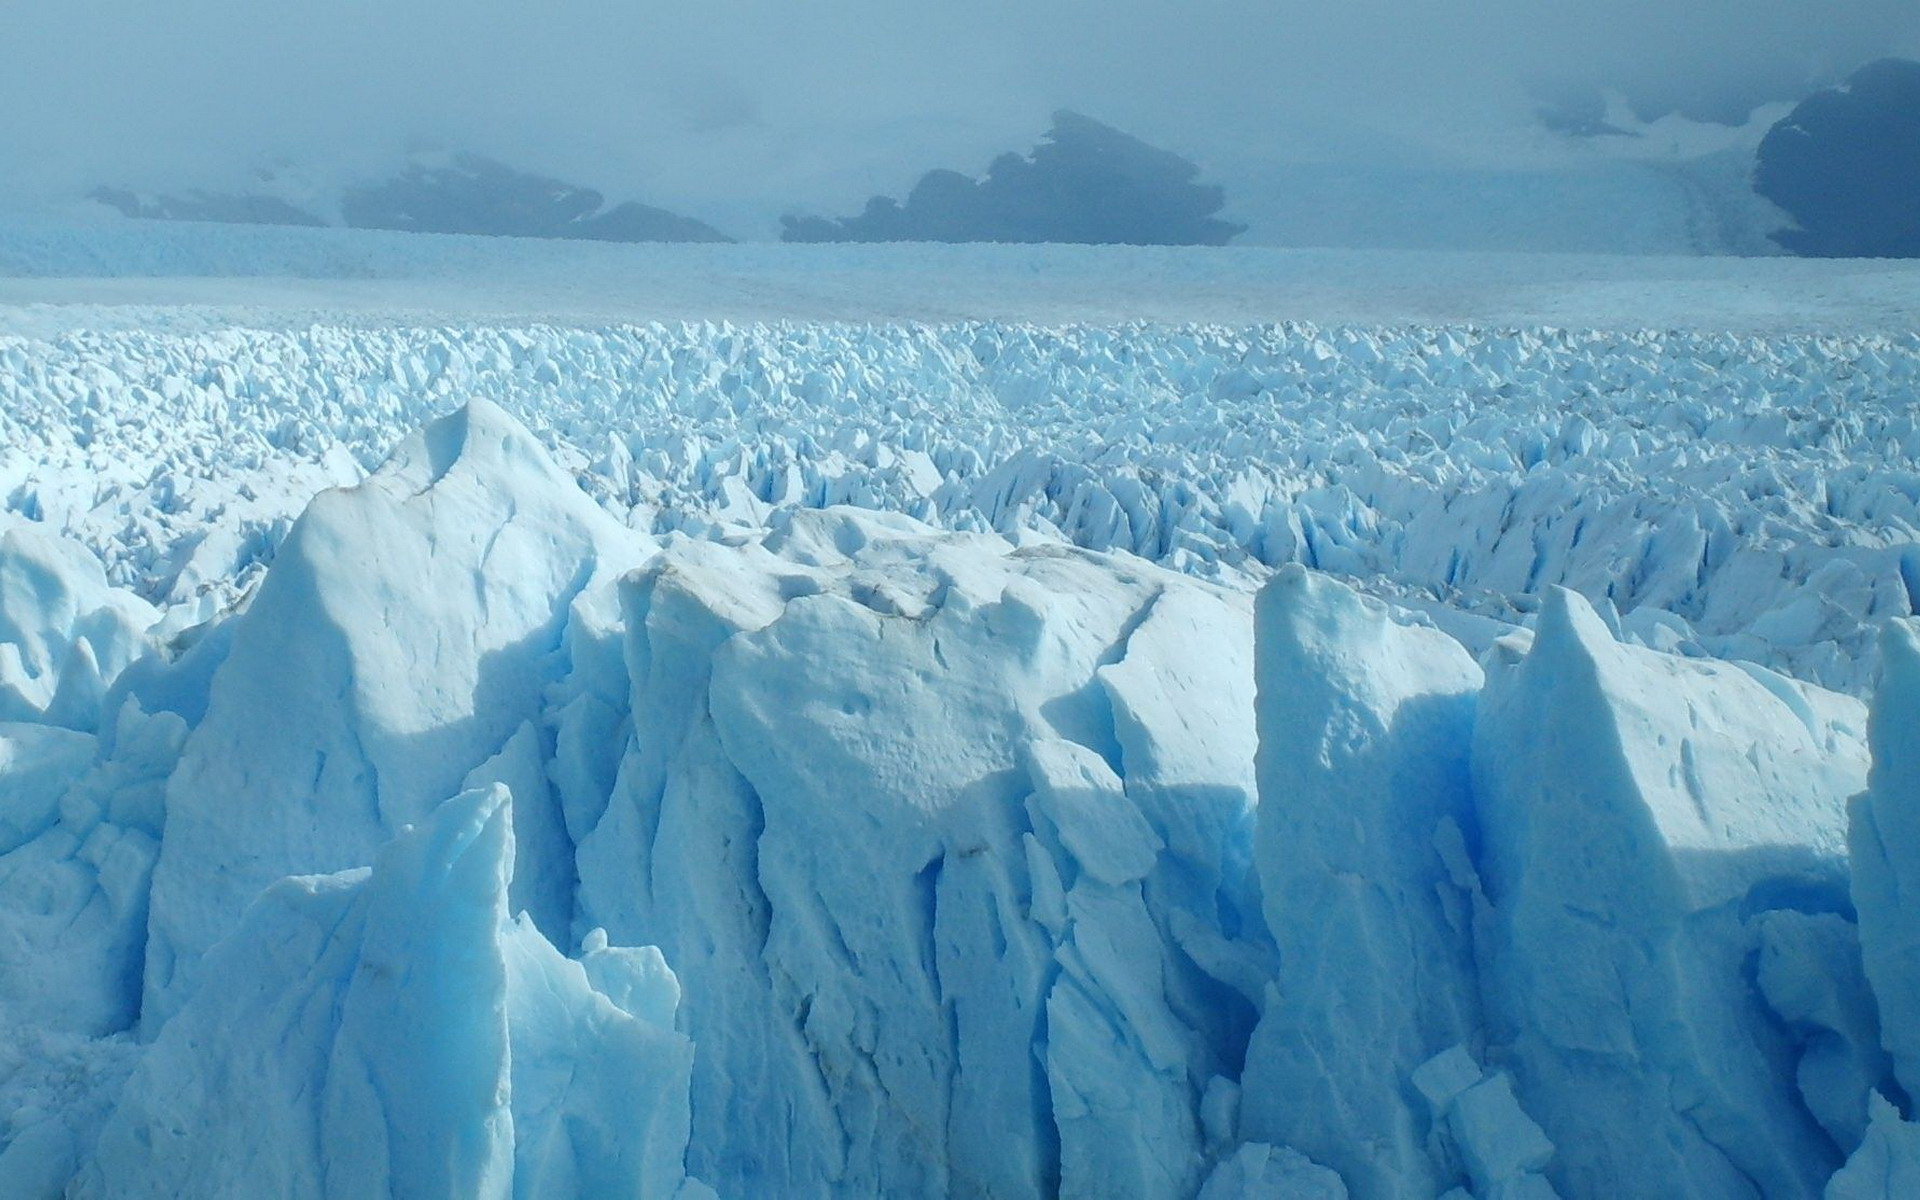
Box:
4 0 1918 239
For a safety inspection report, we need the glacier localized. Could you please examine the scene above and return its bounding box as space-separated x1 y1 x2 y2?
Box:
4 318 1918 695
0 288 1918 1197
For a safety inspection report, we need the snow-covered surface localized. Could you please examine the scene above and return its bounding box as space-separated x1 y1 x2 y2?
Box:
4 232 1920 1197
7 221 1920 332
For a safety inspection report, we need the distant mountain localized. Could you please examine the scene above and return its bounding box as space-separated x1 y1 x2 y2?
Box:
1756 59 1920 258
782 111 1245 246
341 153 731 243
93 153 732 245
91 186 326 228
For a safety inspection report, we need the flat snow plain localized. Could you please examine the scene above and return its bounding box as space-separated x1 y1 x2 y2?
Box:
4 218 1920 331
3 222 1920 1199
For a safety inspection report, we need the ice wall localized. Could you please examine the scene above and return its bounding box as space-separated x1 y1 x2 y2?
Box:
140 399 649 1025
0 399 1913 1199
1473 589 1867 1196
81 785 694 1199
570 509 1265 1195
1853 620 1920 1094
1240 566 1485 1198
1837 619 1920 1190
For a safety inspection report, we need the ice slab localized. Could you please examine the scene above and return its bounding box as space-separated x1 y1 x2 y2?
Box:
80 785 694 1199
1851 620 1920 1099
140 400 651 1025
1240 566 1485 1198
574 508 1263 1196
1474 588 1867 1197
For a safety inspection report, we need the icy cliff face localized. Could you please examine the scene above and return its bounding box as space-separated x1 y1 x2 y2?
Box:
0 391 1917 1198
1240 567 1485 1198
1473 590 1866 1197
139 397 649 1026
84 785 694 1200
574 509 1263 1195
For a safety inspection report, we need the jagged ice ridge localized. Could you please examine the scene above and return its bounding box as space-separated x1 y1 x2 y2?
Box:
2 320 1917 695
0 320 1917 1197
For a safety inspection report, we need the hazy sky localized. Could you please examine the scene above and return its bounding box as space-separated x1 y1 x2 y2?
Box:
4 1 1916 234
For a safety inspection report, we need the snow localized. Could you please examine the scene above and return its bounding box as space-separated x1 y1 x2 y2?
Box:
5 222 1920 332
2 231 1920 1197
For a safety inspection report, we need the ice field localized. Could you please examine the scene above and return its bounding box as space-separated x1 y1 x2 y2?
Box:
2 229 1920 1197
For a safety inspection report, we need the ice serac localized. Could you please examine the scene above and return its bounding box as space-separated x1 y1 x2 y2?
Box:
1197 1142 1349 1198
1409 1047 1558 1198
7 354 1916 1197
0 697 182 1198
501 921 697 1197
1240 566 1486 1198
11 320 1918 695
698 531 1174 1195
0 701 183 1040
1826 1096 1920 1200
81 785 695 1199
1474 587 1869 1198
1753 908 1891 1153
1851 619 1920 1100
0 527 156 731
574 509 1261 1197
141 399 650 1024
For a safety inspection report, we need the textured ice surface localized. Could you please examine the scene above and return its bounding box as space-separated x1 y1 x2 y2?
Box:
1473 588 1868 1197
569 509 1262 1195
0 259 1918 1199
3 319 1917 695
0 527 156 730
138 398 649 1026
1839 619 1920 1190
6 229 1920 331
81 785 694 1199
1852 621 1920 1098
1240 566 1484 1198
